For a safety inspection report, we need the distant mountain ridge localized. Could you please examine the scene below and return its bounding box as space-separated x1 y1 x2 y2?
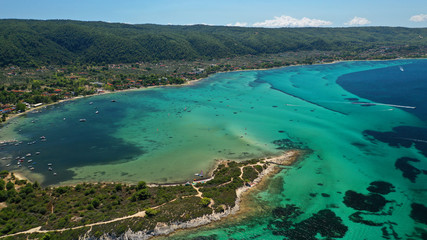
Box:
0 19 426 66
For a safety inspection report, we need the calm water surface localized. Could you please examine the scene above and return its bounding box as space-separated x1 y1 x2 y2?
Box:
1 60 426 239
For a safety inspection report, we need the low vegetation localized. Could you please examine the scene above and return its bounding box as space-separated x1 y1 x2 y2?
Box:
0 158 270 239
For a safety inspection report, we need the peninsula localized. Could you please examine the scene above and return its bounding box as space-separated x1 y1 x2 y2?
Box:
0 151 301 239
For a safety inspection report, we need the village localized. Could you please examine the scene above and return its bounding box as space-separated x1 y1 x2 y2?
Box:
1 47 426 123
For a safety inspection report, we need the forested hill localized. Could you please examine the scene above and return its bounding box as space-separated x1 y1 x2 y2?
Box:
1 19 427 66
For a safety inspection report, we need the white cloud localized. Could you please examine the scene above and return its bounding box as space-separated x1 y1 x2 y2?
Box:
410 14 427 22
226 22 248 27
345 17 371 26
252 15 332 28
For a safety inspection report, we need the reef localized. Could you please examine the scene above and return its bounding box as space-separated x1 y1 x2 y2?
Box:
410 203 427 225
395 157 426 183
343 190 387 212
268 204 348 240
363 126 427 158
367 181 395 195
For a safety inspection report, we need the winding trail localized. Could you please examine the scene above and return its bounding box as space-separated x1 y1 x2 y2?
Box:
0 151 300 239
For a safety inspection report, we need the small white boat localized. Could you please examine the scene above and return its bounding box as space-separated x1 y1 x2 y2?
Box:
195 170 203 177
80 119 86 122
95 111 99 114
28 159 33 163
48 167 53 171
6 164 10 167
53 172 57 176
48 163 52 166
399 66 404 72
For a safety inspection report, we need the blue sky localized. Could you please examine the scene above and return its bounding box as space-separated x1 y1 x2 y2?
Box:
1 0 426 27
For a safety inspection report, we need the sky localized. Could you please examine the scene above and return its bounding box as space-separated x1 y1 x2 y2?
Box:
0 0 426 28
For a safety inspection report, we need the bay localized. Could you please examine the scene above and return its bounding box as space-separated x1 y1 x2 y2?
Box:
1 59 426 239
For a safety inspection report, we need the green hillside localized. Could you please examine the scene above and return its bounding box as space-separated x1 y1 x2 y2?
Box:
1 19 426 66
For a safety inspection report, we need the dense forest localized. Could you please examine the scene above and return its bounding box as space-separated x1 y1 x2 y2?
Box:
1 19 427 66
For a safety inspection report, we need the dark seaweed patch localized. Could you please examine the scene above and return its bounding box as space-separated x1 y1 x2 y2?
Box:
363 126 427 157
189 235 218 240
410 203 427 225
321 193 330 197
349 212 383 226
272 139 304 150
395 157 426 183
367 181 395 195
351 142 368 148
343 190 387 212
268 204 348 239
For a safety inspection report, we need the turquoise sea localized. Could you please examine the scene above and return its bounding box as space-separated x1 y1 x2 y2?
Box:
1 59 426 239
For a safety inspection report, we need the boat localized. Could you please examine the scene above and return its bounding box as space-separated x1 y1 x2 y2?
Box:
79 119 86 122
48 163 52 166
95 111 99 114
26 153 31 157
48 167 53 171
89 102 93 105
27 159 33 163
6 164 10 167
35 152 40 155
399 66 404 72
53 172 57 176
195 170 203 177
111 100 116 102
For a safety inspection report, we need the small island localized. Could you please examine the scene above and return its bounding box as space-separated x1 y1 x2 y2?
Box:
0 151 300 239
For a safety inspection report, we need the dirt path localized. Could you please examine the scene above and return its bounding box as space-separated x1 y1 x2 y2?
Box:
0 197 189 239
0 151 300 239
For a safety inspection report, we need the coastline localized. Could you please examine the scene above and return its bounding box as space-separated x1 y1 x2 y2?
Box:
124 150 301 240
0 76 207 131
2 57 418 129
0 150 301 239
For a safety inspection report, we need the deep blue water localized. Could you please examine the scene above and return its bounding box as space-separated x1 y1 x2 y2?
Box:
337 61 427 121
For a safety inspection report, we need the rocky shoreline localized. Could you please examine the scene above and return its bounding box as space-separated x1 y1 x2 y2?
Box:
94 151 300 240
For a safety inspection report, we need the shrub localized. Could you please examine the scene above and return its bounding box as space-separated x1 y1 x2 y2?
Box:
6 181 14 191
200 197 211 207
137 181 147 190
91 199 100 208
135 189 150 200
0 170 8 179
145 208 158 217
0 190 7 202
